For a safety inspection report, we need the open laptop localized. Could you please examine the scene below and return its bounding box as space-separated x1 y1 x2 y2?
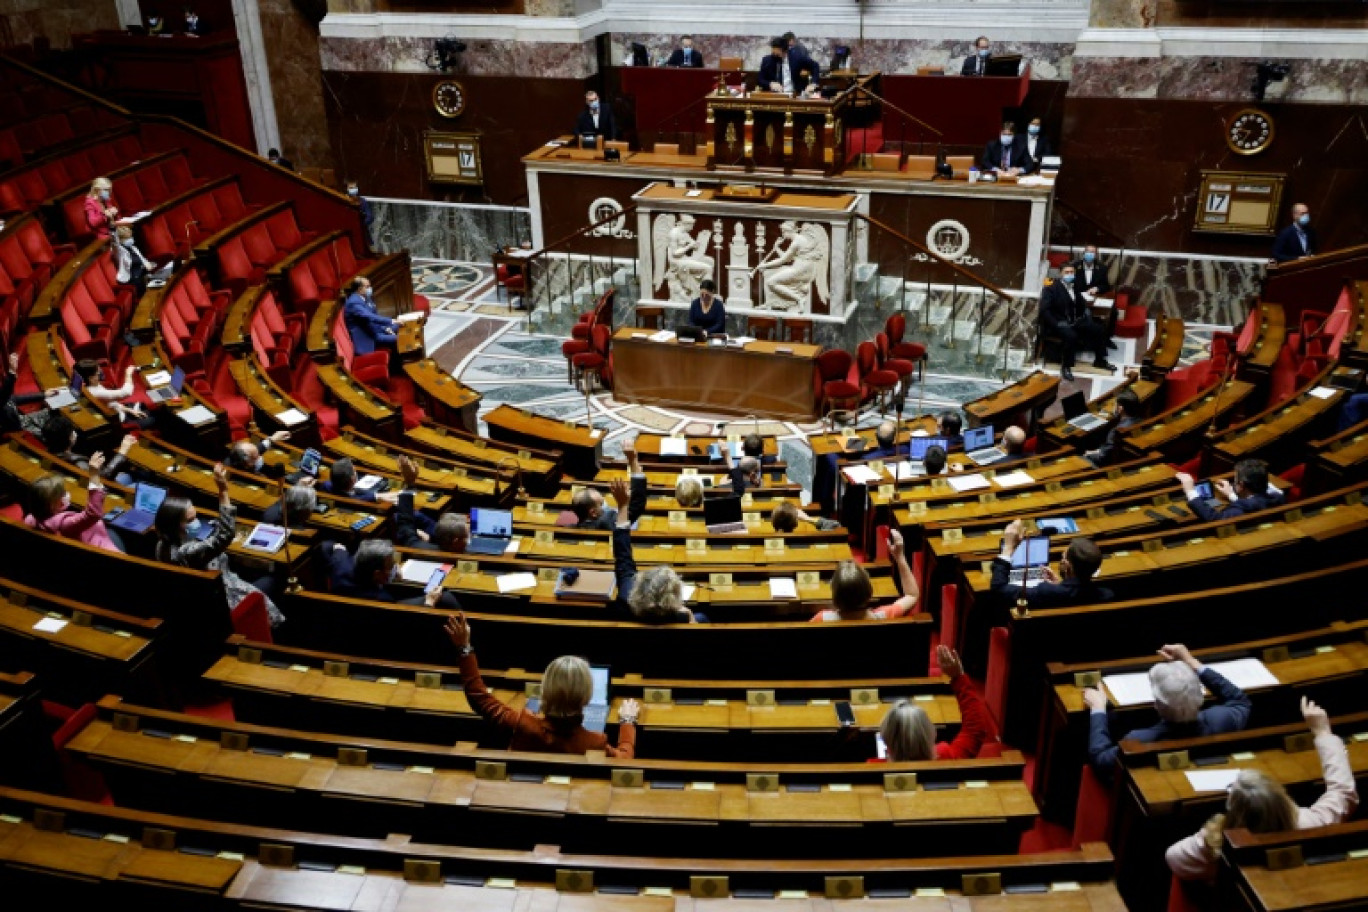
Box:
110 483 168 534
145 366 186 404
44 371 83 409
1061 391 1107 431
963 424 1008 466
1007 534 1051 587
908 436 947 461
703 495 746 534
465 507 513 555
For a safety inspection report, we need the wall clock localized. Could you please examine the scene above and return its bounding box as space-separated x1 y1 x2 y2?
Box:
433 80 467 119
1225 108 1274 156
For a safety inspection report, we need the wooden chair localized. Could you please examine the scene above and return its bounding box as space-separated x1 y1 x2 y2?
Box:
857 340 898 414
635 305 663 330
747 315 778 340
916 66 945 75
905 155 937 178
782 317 814 345
719 57 743 72
947 154 975 174
870 153 902 172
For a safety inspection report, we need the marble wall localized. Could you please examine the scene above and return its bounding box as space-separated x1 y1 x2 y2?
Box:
0 0 119 49
370 198 531 262
321 35 597 79
259 0 336 171
1070 56 1368 103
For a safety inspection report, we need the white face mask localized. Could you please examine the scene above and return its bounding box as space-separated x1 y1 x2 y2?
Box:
1000 134 1014 145
58 494 72 512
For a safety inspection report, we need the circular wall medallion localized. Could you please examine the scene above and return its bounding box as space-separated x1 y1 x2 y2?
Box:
926 219 971 261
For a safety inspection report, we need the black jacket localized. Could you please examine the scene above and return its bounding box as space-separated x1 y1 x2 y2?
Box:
1075 262 1112 297
666 47 704 67
758 52 819 96
575 104 617 141
1040 280 1089 332
1187 487 1283 522
989 556 1115 609
981 137 1030 172
1271 222 1316 263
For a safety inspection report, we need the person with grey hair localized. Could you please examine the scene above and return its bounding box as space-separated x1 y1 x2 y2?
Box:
261 483 316 527
225 431 291 480
1084 643 1252 778
722 445 765 496
609 476 699 624
322 536 460 608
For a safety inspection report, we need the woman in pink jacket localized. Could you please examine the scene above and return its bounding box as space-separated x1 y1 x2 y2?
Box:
24 456 124 553
1166 697 1359 881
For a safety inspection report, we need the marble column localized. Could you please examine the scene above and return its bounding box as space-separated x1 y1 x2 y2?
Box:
114 0 140 28
258 0 335 170
231 0 281 155
1088 0 1153 29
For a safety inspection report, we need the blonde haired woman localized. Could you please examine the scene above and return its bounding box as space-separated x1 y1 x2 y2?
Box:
879 645 990 761
811 528 919 621
1166 697 1358 881
446 612 640 757
84 177 118 240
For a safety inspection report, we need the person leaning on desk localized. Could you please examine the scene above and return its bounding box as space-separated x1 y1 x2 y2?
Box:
689 279 726 335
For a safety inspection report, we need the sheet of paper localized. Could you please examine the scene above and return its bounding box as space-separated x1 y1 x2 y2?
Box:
769 578 797 599
841 465 883 485
649 330 676 343
496 572 537 594
946 474 991 493
910 429 929 437
503 537 521 555
33 617 68 633
1185 769 1241 793
396 312 424 324
1308 386 1337 400
730 336 756 346
992 470 1036 488
399 560 447 584
590 429 603 438
1101 671 1154 707
684 189 702 197
681 584 696 602
143 370 171 387
659 438 687 456
1206 658 1280 691
176 404 216 426
892 461 924 478
274 408 308 426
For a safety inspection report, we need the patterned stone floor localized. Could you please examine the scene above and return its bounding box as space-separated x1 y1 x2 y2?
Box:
414 260 1229 495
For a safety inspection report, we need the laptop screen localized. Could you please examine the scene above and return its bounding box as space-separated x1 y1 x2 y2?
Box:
133 483 168 514
1060 391 1088 420
703 495 743 526
170 366 186 392
471 508 512 538
963 425 993 451
589 665 609 705
909 437 948 460
1011 535 1050 568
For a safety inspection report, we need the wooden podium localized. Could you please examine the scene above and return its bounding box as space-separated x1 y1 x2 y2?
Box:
706 77 876 176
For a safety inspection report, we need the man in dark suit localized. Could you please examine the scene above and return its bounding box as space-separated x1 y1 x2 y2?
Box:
226 433 291 480
981 122 1030 175
758 37 820 97
989 520 1114 610
266 148 294 171
1085 388 1139 467
937 411 964 450
665 36 703 67
1271 203 1316 263
1084 643 1251 778
183 7 208 35
961 36 992 76
1076 244 1112 297
322 539 459 607
574 90 617 142
1019 117 1053 173
392 454 465 551
1176 458 1284 521
1041 263 1114 380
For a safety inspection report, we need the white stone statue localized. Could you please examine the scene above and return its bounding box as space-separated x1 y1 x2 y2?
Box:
652 213 714 302
757 220 829 311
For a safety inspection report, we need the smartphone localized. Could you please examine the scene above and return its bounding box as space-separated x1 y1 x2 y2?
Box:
835 701 856 727
299 447 322 477
424 568 445 595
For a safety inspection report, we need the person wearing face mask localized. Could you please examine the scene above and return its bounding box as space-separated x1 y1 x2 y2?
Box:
1020 117 1053 174
225 432 292 480
1041 264 1114 380
1271 203 1316 264
25 460 126 553
84 178 118 240
111 225 154 297
345 179 374 238
574 90 618 143
961 36 992 76
666 35 704 68
146 15 164 35
321 538 460 607
183 7 207 36
1076 244 1111 298
266 147 295 172
343 276 399 355
759 37 821 98
73 359 153 428
154 463 285 626
980 122 1029 177
41 413 136 482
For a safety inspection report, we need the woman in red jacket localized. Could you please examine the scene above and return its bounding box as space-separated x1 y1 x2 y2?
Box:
880 645 990 760
445 613 640 757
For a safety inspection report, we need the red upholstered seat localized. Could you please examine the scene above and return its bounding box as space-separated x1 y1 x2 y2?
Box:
1114 292 1147 340
856 340 898 408
571 324 611 392
940 583 960 653
984 626 1011 732
816 348 859 413
231 591 274 643
1072 763 1116 849
885 312 928 368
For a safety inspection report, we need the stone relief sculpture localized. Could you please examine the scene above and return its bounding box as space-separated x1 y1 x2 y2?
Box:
652 214 714 302
757 221 829 311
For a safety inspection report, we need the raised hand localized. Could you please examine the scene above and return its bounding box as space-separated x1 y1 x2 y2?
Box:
1157 643 1199 669
619 697 642 724
1301 696 1330 736
444 612 471 648
398 453 419 490
212 462 230 498
936 644 963 679
609 477 631 510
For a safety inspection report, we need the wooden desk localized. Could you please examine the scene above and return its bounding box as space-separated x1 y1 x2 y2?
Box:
1225 818 1368 912
403 358 481 433
1143 317 1185 377
962 370 1059 432
612 328 821 420
483 404 603 480
25 326 111 444
1118 380 1256 460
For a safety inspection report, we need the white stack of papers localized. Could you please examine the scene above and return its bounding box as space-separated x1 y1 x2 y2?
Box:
1308 386 1338 400
649 330 676 343
354 474 384 492
177 405 216 426
396 312 424 324
33 617 68 633
143 370 172 387
729 336 756 346
1103 658 1280 707
503 537 521 555
910 429 929 437
399 560 449 584
993 470 1036 488
891 461 924 478
947 474 991 493
1185 769 1241 793
769 578 798 599
660 438 688 456
842 465 883 485
496 572 538 593
274 408 309 426
681 584 697 602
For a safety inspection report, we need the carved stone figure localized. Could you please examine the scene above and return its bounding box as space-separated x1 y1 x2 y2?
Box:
652 214 714 302
758 221 829 311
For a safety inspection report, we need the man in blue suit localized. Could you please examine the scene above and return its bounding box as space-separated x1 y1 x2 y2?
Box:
758 37 820 97
343 276 397 355
1271 203 1316 263
1177 458 1283 521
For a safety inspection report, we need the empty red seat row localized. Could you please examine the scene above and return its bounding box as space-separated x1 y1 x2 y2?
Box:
0 132 145 216
60 151 203 244
155 268 232 376
139 181 257 263
284 234 369 318
1 104 123 163
216 207 318 295
0 219 75 349
0 85 73 127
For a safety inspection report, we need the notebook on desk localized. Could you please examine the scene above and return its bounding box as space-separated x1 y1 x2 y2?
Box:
44 371 83 409
145 366 186 404
110 483 168 534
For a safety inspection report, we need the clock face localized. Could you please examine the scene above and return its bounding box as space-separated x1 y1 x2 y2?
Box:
433 81 466 119
1226 108 1274 155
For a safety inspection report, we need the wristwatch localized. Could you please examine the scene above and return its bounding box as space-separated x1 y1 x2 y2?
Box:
619 714 639 725
456 645 473 657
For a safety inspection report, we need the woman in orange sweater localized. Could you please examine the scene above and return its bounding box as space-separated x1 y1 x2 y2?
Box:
445 613 640 757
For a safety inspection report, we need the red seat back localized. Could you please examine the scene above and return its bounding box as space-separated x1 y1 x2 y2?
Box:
242 223 278 267
217 237 254 282
265 210 302 251
135 165 171 205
